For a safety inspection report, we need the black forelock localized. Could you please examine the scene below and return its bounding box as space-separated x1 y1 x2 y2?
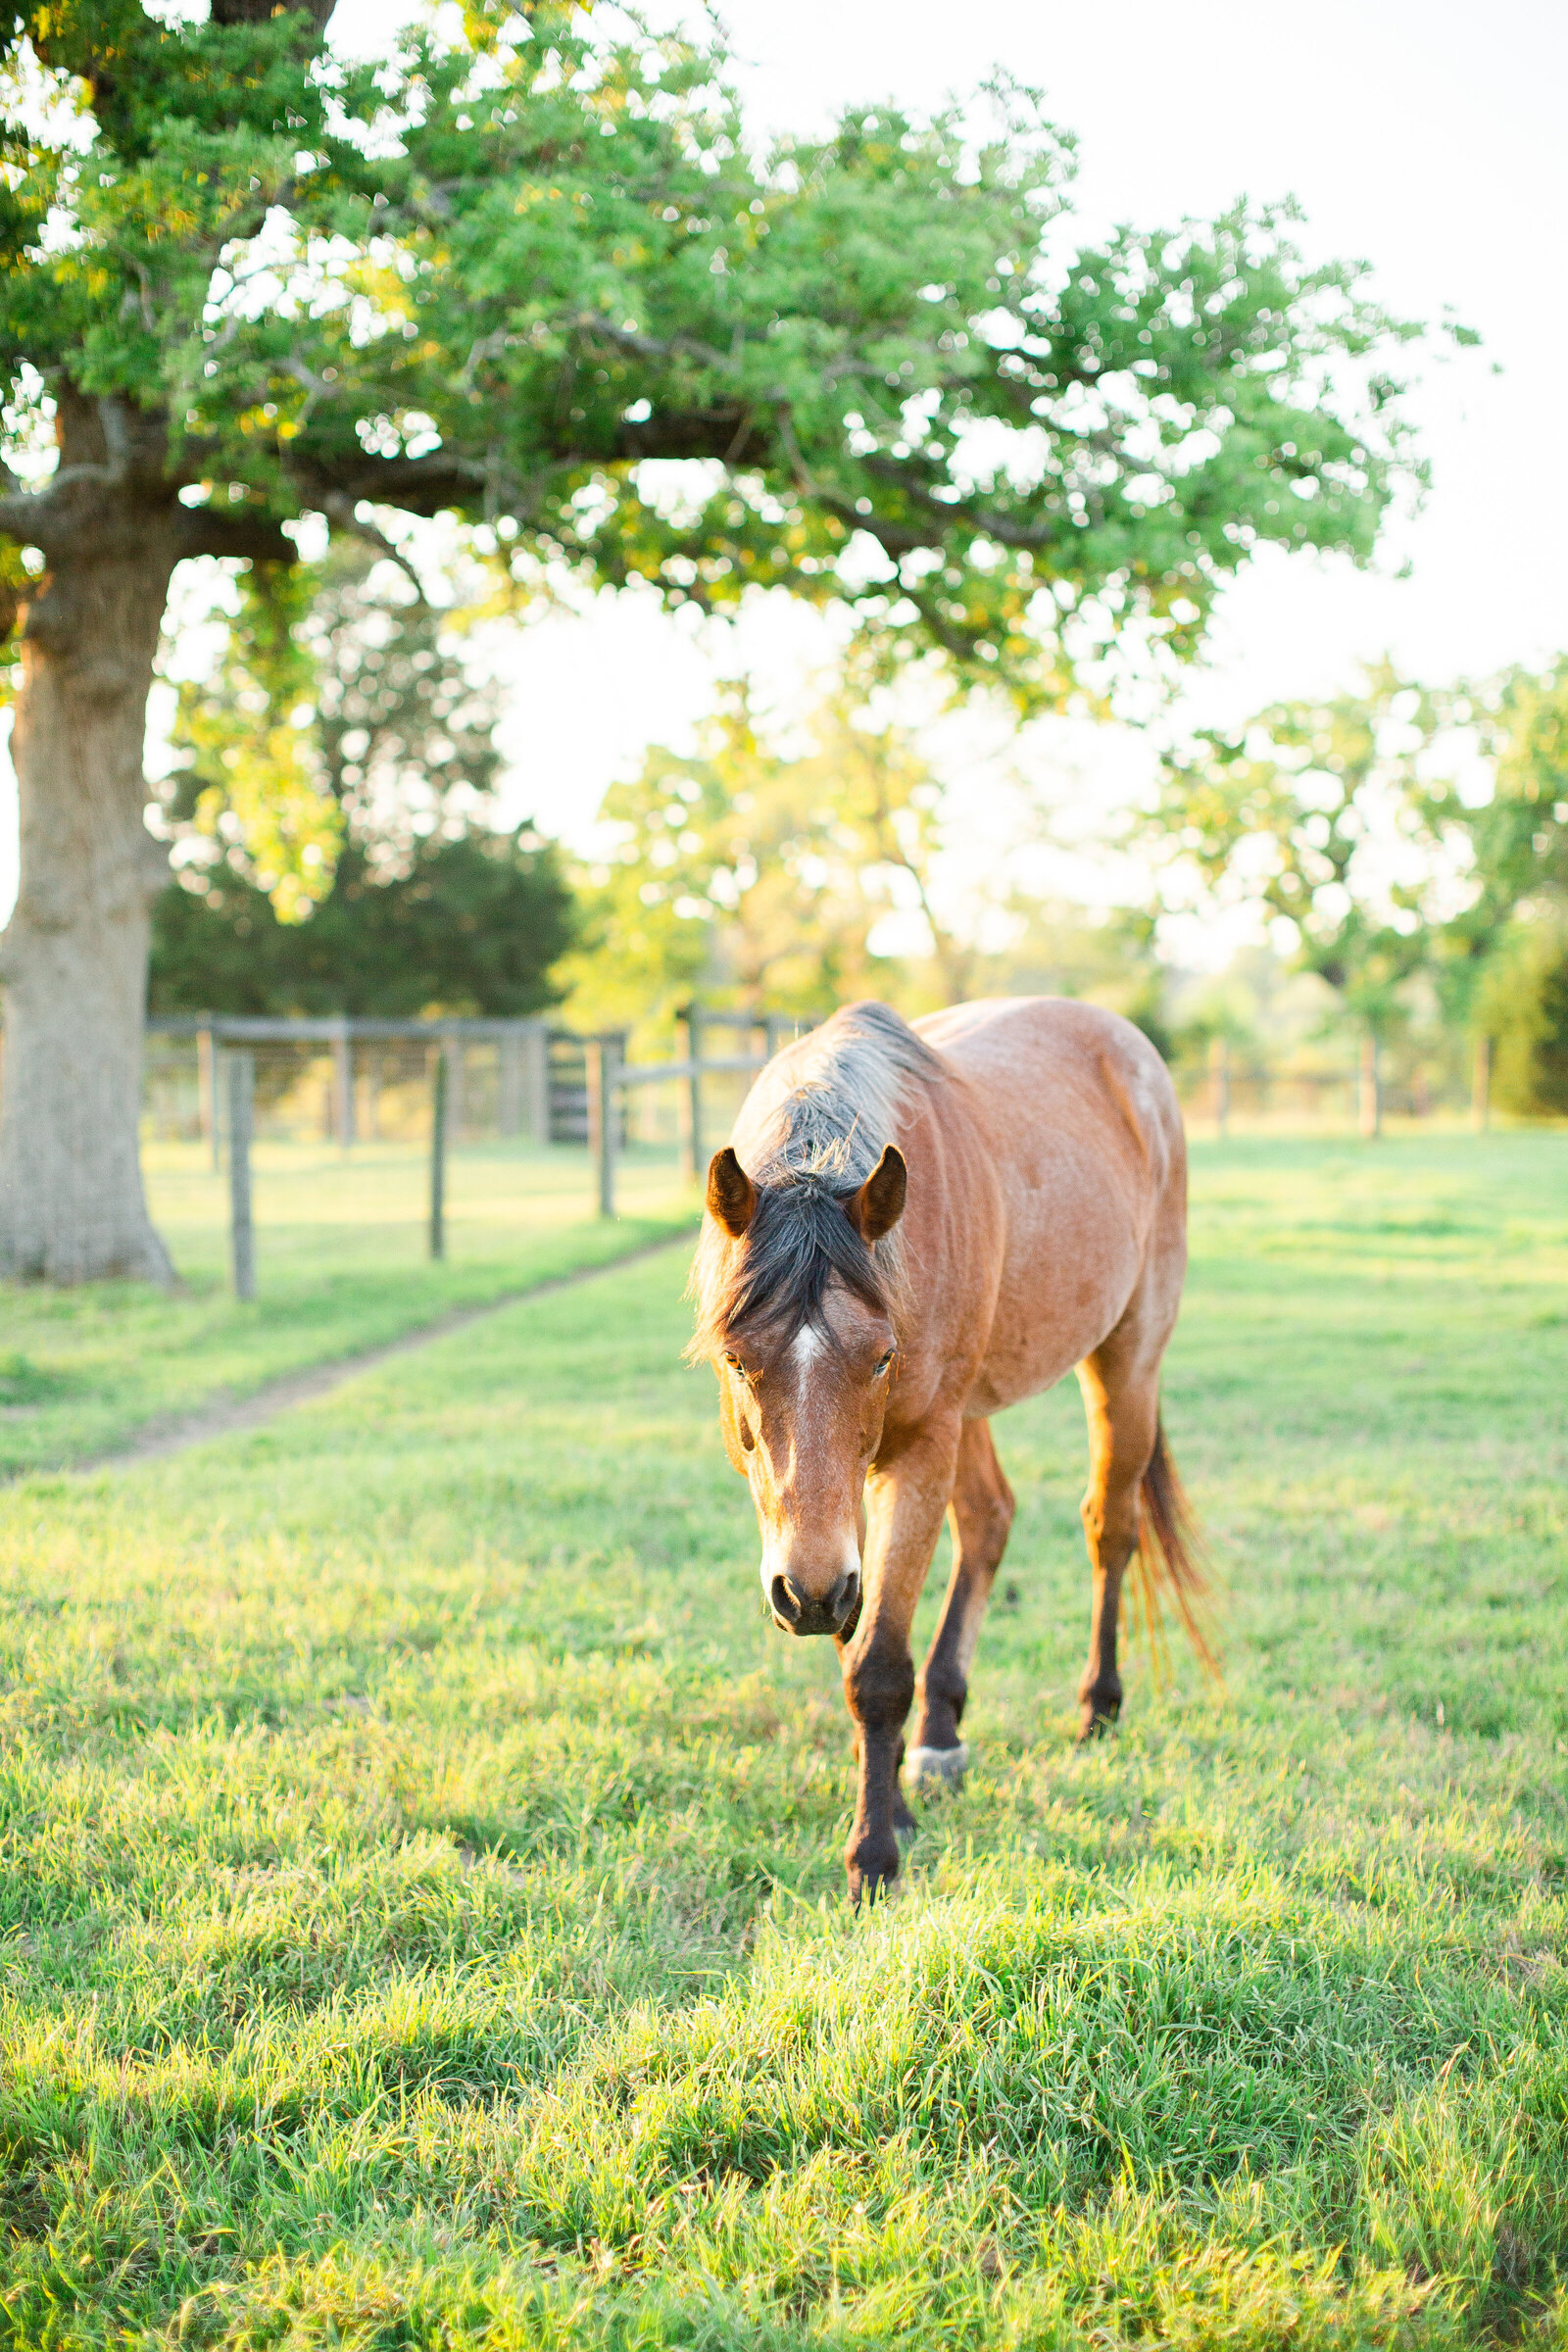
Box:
710 1175 895 1356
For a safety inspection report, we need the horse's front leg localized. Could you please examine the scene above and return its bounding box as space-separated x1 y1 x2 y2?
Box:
838 1418 960 1904
909 1417 1015 1783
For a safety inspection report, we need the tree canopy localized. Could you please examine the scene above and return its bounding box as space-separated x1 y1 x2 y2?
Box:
149 823 573 1017
1143 658 1568 1118
2 2 1428 699
149 546 573 1016
1417 662 1568 1017
563 681 964 1026
1144 669 1447 1045
1426 662 1568 1114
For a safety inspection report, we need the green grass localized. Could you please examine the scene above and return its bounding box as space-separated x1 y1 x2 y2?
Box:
0 1139 695 1474
1 1131 1566 2348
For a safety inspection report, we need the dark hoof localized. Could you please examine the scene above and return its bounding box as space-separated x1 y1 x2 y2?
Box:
1076 1706 1120 1744
846 1839 902 1907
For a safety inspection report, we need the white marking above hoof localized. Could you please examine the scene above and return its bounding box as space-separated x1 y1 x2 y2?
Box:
903 1742 969 1792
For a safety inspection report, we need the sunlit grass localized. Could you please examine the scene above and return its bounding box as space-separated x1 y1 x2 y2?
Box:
0 1139 696 1473
0 1131 1564 2346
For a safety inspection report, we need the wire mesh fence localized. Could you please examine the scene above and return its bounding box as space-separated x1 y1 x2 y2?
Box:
134 1012 808 1297
91 1008 1489 1301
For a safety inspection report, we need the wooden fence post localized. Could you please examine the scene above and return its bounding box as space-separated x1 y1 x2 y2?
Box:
678 1006 704 1185
332 1019 354 1151
523 1023 550 1143
1209 1033 1230 1139
498 1028 522 1136
1472 1034 1492 1133
1357 1033 1382 1139
447 1036 466 1143
585 1037 620 1219
429 1044 448 1259
197 1021 219 1169
228 1050 256 1301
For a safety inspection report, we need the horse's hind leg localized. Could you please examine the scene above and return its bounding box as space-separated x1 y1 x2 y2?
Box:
906 1419 1015 1788
1074 1331 1161 1740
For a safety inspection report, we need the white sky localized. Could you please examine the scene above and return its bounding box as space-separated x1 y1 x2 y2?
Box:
1 0 1562 936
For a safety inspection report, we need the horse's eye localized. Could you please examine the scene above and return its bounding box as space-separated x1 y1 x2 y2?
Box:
873 1350 895 1378
723 1352 746 1374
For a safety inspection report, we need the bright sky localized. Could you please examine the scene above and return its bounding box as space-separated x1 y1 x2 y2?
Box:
1 0 1562 934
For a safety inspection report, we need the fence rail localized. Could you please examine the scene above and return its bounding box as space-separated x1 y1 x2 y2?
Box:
143 1009 811 1164
129 1009 1481 1301
147 1014 557 1157
144 1007 806 1297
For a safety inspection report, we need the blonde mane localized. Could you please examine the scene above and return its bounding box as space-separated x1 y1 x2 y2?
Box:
688 1003 944 1358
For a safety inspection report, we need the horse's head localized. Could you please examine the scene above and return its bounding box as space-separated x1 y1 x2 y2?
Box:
695 1142 907 1638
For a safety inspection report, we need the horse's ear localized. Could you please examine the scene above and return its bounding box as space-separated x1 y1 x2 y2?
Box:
848 1145 906 1243
707 1147 757 1239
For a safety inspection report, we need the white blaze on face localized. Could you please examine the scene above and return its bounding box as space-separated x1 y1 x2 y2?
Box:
755 1322 861 1607
789 1322 839 1489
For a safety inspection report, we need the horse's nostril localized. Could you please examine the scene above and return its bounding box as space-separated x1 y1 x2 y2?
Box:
770 1573 803 1622
832 1567 860 1623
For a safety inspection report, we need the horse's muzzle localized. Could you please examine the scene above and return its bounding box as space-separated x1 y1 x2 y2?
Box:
769 1565 859 1638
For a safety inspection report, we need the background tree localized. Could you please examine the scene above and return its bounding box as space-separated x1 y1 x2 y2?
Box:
1144 668 1439 1133
562 676 1057 1028
1472 914 1568 1117
1420 661 1568 1115
560 686 884 1031
149 548 573 1016
1 0 1428 1277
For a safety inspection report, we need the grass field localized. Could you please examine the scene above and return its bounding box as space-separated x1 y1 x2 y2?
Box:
0 1139 694 1475
1 1132 1565 2349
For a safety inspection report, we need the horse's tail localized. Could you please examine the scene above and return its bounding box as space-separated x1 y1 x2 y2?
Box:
1132 1416 1218 1678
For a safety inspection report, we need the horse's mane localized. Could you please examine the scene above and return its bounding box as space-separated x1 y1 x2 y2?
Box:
687 1002 946 1359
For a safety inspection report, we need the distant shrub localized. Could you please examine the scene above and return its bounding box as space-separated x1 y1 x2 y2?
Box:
1478 914 1568 1116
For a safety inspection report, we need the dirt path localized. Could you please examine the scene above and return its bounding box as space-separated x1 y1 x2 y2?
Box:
75 1230 694 1475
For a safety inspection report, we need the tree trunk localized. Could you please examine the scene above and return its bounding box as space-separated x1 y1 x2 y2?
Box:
1357 1030 1382 1141
1471 1033 1492 1133
0 514 178 1283
1208 1032 1230 1138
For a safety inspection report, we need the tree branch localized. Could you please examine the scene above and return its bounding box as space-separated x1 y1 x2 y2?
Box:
291 452 491 517
319 492 426 598
291 403 781 512
862 455 1062 552
612 406 772 466
175 507 295 564
575 313 737 376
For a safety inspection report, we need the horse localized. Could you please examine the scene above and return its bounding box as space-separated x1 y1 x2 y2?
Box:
688 996 1208 1902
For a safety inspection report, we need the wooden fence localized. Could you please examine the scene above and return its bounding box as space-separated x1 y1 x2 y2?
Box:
145 1007 807 1296
146 1015 556 1157
136 1010 1482 1301
144 1008 808 1163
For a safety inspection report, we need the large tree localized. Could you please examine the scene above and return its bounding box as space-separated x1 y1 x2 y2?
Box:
1 0 1425 1278
1143 670 1440 1133
149 548 574 1015
564 673 1060 1028
1420 660 1568 1117
1417 661 1568 1017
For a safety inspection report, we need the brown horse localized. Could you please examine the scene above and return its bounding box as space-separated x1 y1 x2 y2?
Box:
689 997 1207 1902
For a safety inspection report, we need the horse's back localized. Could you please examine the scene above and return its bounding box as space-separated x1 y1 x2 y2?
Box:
913 997 1186 1409
915 997 1182 1183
